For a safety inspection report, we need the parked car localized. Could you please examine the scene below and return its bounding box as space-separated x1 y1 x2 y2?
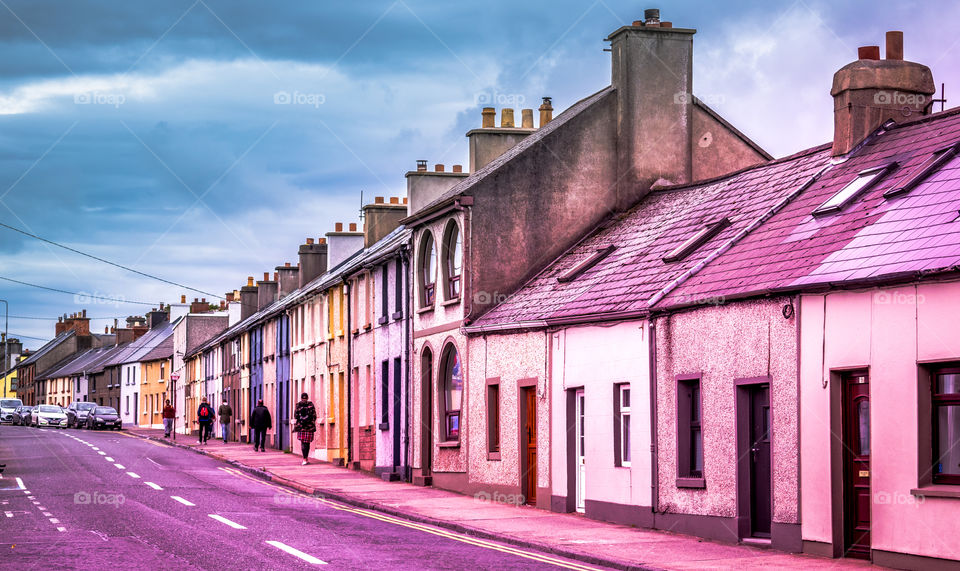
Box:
86 407 122 430
66 401 98 429
0 398 23 424
31 404 68 428
11 405 33 426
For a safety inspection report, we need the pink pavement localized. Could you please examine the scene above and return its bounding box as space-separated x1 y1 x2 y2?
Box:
124 427 882 570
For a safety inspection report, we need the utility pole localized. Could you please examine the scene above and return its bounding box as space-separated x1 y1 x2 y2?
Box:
1 300 8 399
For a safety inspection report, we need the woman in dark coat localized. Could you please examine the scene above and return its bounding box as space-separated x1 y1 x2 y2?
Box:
250 399 272 452
293 392 317 465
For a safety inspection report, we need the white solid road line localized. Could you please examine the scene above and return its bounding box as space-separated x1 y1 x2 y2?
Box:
144 482 162 490
126 472 140 479
208 514 246 529
15 477 24 489
265 541 327 565
170 496 195 506
114 464 125 470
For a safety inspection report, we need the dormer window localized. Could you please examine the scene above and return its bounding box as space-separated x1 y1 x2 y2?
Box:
442 221 463 300
418 231 437 307
813 163 897 215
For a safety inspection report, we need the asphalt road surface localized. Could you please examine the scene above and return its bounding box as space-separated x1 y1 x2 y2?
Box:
1 424 604 570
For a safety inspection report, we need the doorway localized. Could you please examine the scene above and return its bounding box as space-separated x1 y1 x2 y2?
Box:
575 388 585 513
842 371 871 558
521 386 537 505
420 349 433 478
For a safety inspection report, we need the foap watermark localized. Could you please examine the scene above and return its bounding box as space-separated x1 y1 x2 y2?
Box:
473 290 512 305
673 91 725 106
475 90 526 107
675 293 726 306
874 490 924 506
874 91 926 106
74 491 125 507
273 90 326 108
474 490 525 506
873 291 924 306
74 291 126 307
272 491 327 507
74 91 126 108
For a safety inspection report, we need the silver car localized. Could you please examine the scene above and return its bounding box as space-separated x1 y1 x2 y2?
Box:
0 398 23 424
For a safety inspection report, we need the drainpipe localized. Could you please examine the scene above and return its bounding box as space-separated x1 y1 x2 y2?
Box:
648 320 659 517
344 278 353 468
401 245 412 481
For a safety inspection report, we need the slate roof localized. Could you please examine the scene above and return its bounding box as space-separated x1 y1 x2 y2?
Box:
661 108 960 306
37 345 118 380
471 144 833 328
141 336 173 362
18 330 74 368
99 321 176 369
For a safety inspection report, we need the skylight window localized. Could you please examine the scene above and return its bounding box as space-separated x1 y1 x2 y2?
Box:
662 218 730 263
813 163 897 215
557 245 615 283
884 143 960 199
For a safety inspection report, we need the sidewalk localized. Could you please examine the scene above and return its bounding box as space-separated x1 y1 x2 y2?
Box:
125 427 879 570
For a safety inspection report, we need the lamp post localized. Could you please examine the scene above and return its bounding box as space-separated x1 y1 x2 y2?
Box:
1 300 8 399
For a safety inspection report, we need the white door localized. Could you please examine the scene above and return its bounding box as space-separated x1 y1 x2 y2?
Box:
575 389 586 513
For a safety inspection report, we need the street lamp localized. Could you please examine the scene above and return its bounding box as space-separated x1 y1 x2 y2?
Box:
1 300 8 399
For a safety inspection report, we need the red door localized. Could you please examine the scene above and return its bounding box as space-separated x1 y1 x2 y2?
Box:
523 388 537 505
842 372 871 558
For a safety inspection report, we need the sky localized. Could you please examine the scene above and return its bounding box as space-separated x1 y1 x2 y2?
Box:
1 0 959 350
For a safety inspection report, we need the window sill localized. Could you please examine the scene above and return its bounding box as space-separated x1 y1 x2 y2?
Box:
363 323 372 331
441 297 460 307
437 440 460 449
336 331 345 338
676 477 706 489
911 485 960 499
378 422 389 431
416 306 434 315
378 316 389 325
487 452 501 461
351 329 359 336
392 311 404 321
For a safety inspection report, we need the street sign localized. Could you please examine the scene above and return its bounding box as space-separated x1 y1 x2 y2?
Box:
171 373 180 381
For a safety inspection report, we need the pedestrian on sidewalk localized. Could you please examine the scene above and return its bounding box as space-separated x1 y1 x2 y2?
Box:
293 392 317 465
196 397 214 445
250 399 271 452
218 399 233 443
162 400 175 438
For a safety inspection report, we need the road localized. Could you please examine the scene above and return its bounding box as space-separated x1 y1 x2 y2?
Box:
0 424 604 570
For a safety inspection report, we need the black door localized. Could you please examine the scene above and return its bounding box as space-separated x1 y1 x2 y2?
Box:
749 384 771 537
843 372 871 558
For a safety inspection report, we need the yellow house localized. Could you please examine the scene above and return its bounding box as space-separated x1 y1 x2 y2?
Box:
139 338 172 429
2 355 26 400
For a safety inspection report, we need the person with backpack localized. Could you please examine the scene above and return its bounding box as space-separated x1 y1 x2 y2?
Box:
250 399 272 452
196 397 214 445
293 392 317 465
218 399 233 443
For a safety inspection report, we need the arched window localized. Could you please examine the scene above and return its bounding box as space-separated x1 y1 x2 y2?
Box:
442 221 462 300
440 344 463 441
418 232 437 307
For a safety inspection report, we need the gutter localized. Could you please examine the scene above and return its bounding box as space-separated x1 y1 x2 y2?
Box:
401 244 412 481
648 321 659 516
343 277 353 468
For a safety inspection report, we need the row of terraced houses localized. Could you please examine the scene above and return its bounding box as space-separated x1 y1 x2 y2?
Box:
11 10 960 568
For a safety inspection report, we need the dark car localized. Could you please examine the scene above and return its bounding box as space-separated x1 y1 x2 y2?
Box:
66 401 98 429
11 405 33 426
86 406 122 430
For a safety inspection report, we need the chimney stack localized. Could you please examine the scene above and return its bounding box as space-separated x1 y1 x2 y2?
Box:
256 272 278 310
831 31 934 155
325 223 364 269
298 238 329 288
240 276 258 321
539 97 553 126
521 109 534 128
481 107 496 128
406 159 468 215
500 108 515 128
276 262 299 298
362 196 408 247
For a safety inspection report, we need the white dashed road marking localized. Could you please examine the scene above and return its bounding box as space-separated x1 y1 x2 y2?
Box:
3 512 11 518
145 482 162 491
49 518 59 524
266 541 327 565
15 477 24 489
105 457 114 462
57 527 66 532
209 514 246 529
114 464 125 470
126 472 140 479
97 451 106 455
171 496 195 506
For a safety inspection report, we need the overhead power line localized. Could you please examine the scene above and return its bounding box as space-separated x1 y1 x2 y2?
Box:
9 314 130 321
8 333 51 342
0 275 157 306
0 221 224 300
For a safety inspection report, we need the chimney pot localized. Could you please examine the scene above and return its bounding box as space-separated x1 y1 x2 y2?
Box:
349 222 357 232
434 164 445 172
375 196 384 204
105 326 108 334
389 196 399 204
306 238 314 244
453 164 463 173
201 298 205 303
416 159 427 172
521 109 534 128
263 272 269 281
402 197 408 204
632 20 644 27
481 107 496 128
180 294 186 303
539 97 553 127
886 31 904 60
285 262 291 267
858 45 881 60
644 8 660 25
335 222 343 232
246 277 254 287
500 108 515 128
318 237 326 244
82 309 87 317
194 298 198 303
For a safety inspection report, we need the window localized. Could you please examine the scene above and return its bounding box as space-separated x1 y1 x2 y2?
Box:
440 345 463 441
338 286 345 333
419 232 437 307
394 258 402 316
381 360 390 427
442 221 462 300
614 384 631 467
487 382 500 455
381 265 389 321
813 163 896 215
558 245 615 283
933 366 960 484
885 144 960 199
125 395 129 415
327 293 334 338
663 218 730 263
677 376 704 483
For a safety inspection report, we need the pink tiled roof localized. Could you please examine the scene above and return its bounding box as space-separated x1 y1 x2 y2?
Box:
661 108 960 307
472 144 833 327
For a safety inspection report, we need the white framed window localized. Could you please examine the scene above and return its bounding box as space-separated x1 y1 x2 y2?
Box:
616 383 631 467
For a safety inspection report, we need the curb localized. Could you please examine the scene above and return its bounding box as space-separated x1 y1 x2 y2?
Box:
125 430 656 571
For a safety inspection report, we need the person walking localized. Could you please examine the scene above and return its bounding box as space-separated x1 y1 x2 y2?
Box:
196 397 214 445
162 400 176 438
250 399 272 452
218 399 233 443
293 393 317 465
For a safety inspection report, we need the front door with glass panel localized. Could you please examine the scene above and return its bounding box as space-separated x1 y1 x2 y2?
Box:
842 371 870 559
575 389 585 513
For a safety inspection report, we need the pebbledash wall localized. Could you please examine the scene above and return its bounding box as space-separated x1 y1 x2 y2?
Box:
800 282 960 567
654 297 801 551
